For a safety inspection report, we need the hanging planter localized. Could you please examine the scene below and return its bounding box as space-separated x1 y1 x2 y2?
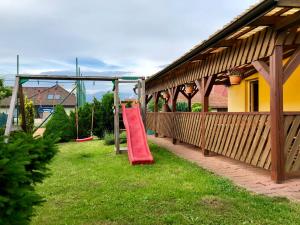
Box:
227 67 243 85
185 82 194 94
161 90 170 99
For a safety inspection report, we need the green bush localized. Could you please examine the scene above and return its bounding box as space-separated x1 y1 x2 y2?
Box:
44 105 73 142
0 132 58 225
192 103 202 112
0 79 11 100
104 132 114 145
104 132 126 145
19 97 35 133
176 102 189 112
70 103 93 139
147 98 163 112
93 93 114 138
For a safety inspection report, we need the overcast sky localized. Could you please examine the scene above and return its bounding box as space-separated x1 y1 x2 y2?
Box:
0 0 259 93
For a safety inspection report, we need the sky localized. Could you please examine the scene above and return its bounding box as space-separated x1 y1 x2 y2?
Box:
0 0 259 94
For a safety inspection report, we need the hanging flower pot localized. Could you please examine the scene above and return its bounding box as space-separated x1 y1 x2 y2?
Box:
229 75 242 85
227 67 243 85
161 90 170 99
185 83 194 94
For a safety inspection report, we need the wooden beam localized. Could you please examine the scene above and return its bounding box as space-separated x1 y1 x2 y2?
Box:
277 0 300 7
114 79 120 154
154 92 160 137
4 77 20 136
204 75 216 97
140 78 146 128
275 11 300 32
283 47 300 83
191 88 199 98
179 90 189 99
146 95 153 105
270 45 285 183
169 86 180 144
252 60 271 84
188 94 192 112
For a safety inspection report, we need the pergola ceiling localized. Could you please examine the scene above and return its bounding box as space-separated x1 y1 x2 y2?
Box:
145 0 300 95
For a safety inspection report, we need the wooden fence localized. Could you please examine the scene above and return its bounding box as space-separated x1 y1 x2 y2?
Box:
146 112 300 173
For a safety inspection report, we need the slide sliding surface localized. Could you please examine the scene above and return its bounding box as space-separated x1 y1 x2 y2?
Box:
122 105 154 165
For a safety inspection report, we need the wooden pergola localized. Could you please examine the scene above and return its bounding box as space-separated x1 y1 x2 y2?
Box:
145 0 300 183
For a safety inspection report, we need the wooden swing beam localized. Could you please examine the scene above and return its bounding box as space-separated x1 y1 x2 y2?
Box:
4 74 146 155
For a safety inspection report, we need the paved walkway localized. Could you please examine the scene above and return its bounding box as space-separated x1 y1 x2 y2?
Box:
148 135 300 202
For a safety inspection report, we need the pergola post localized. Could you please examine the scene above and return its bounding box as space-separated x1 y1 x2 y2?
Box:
270 45 285 183
196 76 215 156
140 78 146 128
154 92 160 137
169 86 180 144
187 94 192 112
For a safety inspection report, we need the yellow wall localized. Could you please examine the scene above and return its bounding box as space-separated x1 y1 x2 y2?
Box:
228 63 300 112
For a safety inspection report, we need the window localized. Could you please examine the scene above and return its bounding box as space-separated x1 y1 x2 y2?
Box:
248 80 259 112
47 94 61 100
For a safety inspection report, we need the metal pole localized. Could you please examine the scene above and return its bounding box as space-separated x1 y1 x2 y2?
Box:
114 79 120 154
16 55 19 125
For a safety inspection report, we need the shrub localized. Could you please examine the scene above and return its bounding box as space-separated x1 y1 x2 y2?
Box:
192 103 202 112
19 97 35 133
44 105 73 142
0 79 12 100
0 132 58 225
104 132 127 145
70 103 93 139
104 132 114 145
93 98 105 138
101 92 114 133
147 98 163 112
93 93 114 139
176 102 189 112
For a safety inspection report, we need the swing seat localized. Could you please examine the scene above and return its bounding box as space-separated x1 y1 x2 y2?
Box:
76 136 93 142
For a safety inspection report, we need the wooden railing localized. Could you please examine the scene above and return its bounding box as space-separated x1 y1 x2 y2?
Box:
284 112 300 173
204 112 271 170
146 112 300 173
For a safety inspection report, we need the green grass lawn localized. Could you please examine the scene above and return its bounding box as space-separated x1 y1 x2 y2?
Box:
31 140 300 225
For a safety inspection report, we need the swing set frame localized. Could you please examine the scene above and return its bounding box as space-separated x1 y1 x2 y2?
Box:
4 74 146 154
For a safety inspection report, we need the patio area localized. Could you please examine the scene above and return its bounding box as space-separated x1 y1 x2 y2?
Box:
148 135 300 202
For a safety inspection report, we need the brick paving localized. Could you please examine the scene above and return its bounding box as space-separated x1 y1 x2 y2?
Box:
148 135 300 202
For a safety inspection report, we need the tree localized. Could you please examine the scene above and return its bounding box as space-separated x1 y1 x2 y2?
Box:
0 79 11 101
147 98 163 112
101 92 114 132
93 98 105 138
19 97 35 133
70 103 93 139
44 105 73 142
0 133 57 225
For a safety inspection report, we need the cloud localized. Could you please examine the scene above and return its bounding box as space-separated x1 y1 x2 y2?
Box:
0 0 260 80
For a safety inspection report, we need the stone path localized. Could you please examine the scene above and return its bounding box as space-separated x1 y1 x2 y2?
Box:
148 135 300 202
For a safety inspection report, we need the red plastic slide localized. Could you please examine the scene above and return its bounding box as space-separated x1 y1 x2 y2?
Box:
122 105 154 165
